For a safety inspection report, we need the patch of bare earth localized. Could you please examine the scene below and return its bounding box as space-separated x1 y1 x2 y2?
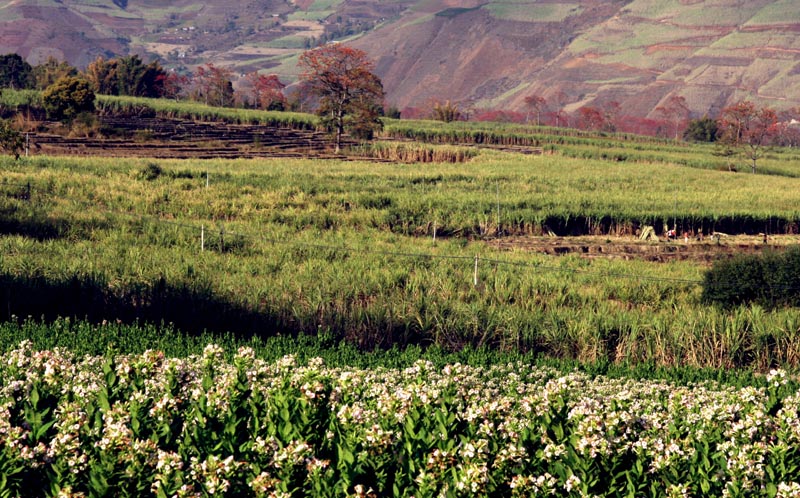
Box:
487 235 798 264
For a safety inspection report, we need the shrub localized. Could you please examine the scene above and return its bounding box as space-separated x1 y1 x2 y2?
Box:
703 246 800 307
41 76 95 121
0 119 24 159
138 162 163 181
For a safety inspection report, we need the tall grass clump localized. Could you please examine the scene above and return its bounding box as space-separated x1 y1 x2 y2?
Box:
348 142 478 163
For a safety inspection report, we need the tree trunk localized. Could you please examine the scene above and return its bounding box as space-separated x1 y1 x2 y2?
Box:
335 108 344 153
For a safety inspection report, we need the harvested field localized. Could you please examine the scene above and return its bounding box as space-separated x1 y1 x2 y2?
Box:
487 234 798 263
28 115 347 160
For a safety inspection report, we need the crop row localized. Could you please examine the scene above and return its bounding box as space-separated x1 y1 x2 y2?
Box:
0 318 782 389
1 343 799 497
94 96 318 130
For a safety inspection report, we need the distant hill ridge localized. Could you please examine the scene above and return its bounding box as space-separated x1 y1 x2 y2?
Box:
1 0 799 120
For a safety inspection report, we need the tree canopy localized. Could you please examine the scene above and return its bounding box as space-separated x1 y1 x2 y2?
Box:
31 57 77 90
85 55 167 98
0 119 24 159
191 63 235 107
717 101 778 174
684 117 718 142
41 76 96 121
0 53 33 90
298 44 384 152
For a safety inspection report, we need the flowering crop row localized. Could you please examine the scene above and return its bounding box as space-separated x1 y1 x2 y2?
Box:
1 341 799 497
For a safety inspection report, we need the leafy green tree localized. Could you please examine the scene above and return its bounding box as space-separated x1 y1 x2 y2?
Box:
0 119 24 159
0 53 33 90
298 45 384 152
41 76 96 121
116 55 166 97
683 116 718 142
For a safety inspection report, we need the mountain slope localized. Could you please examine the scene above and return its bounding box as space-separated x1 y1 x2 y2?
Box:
1 0 799 119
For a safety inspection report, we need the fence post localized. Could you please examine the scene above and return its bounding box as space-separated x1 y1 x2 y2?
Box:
496 180 500 231
473 255 479 287
219 226 224 253
201 225 205 252
206 171 210 189
433 221 437 243
26 182 31 202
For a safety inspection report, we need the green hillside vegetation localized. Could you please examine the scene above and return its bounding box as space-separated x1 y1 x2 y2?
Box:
4 95 800 494
483 2 582 22
3 133 800 371
622 0 760 22
747 0 800 25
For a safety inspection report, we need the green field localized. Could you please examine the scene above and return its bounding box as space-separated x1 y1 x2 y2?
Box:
3 144 800 371
5 96 800 494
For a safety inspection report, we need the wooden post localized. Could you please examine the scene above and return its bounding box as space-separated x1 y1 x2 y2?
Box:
496 181 500 232
219 226 224 252
201 225 205 252
433 221 437 243
473 255 479 287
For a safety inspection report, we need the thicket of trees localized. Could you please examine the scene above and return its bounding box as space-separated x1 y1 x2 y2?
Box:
85 55 167 98
0 53 290 113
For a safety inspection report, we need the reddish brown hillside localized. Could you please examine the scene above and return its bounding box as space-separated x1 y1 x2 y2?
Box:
2 0 800 120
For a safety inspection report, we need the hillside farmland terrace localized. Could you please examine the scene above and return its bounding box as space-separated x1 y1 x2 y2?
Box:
2 0 800 120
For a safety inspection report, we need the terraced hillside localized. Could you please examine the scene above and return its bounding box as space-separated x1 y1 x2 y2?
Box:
2 0 800 118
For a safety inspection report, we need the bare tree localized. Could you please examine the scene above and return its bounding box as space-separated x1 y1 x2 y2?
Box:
717 101 779 174
524 95 547 126
655 95 690 140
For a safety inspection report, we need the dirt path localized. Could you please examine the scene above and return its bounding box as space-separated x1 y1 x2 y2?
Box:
487 235 799 264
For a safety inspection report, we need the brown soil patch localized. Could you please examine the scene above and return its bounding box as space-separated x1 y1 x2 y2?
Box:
487 235 799 264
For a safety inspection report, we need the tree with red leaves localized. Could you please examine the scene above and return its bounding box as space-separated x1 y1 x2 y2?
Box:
192 63 234 107
577 106 605 131
298 44 384 152
158 72 189 101
717 101 779 174
243 72 286 110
